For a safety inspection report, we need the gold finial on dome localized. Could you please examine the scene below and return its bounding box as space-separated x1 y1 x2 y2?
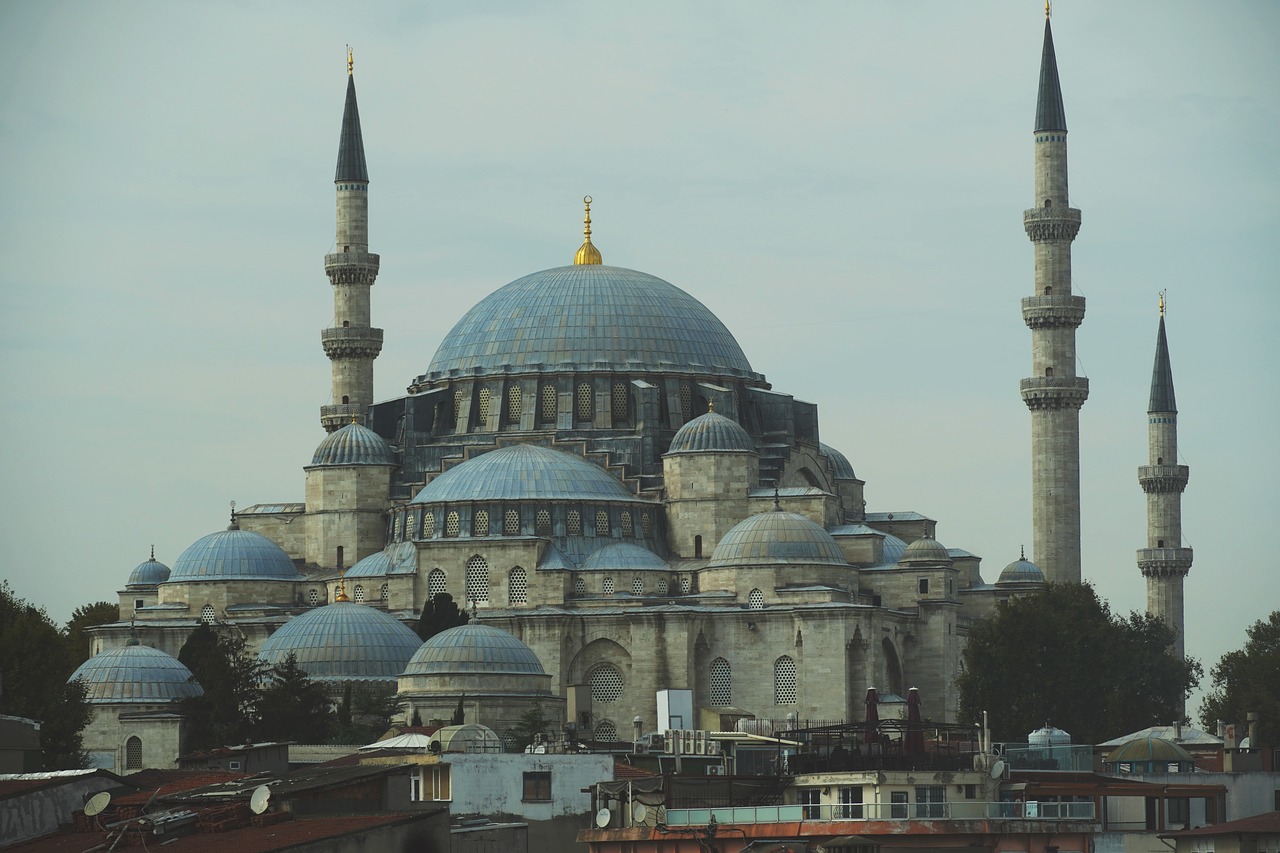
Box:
1045 1 1051 19
707 400 714 413
573 196 603 265
347 46 354 76
335 568 350 602
1159 290 1166 317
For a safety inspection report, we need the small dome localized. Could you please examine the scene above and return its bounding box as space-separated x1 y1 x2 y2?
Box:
69 644 204 704
1000 553 1046 584
1105 735 1194 764
667 411 755 454
1028 724 1072 746
411 444 643 505
819 442 856 480
709 510 848 568
347 542 418 578
127 555 171 587
899 536 953 565
580 542 669 572
310 421 394 466
168 528 301 582
258 601 423 683
403 624 545 676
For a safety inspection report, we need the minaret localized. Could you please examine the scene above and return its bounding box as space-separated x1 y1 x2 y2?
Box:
1021 8 1087 584
1137 294 1192 665
320 49 383 431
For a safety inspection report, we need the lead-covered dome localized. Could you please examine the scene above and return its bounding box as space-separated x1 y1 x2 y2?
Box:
709 510 847 568
167 527 302 582
70 643 204 704
580 542 669 572
127 555 171 587
419 266 760 383
411 444 644 504
310 421 393 466
899 536 953 565
667 411 755 454
347 542 418 578
819 442 857 480
403 624 545 676
999 553 1046 584
258 601 423 683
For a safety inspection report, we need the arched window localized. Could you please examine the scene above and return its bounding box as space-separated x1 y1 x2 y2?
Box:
621 512 633 537
594 720 618 742
602 577 615 596
709 658 732 706
428 569 447 599
507 385 522 423
631 576 643 595
567 510 582 536
453 389 464 424
536 509 551 535
574 576 587 596
748 588 765 610
657 577 669 595
504 509 520 536
641 512 651 535
308 588 319 606
589 664 624 703
694 535 703 557
774 655 798 704
508 567 527 605
354 584 365 602
422 512 435 538
540 383 557 424
612 382 629 421
125 736 143 770
680 575 692 594
465 556 489 605
380 583 389 601
473 510 489 536
200 604 216 624
445 511 460 537
595 510 610 536
680 383 692 421
576 383 594 421
476 387 491 422
1045 367 1054 377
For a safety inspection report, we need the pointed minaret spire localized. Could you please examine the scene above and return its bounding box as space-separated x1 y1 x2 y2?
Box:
1149 292 1177 414
1035 15 1067 133
336 48 369 183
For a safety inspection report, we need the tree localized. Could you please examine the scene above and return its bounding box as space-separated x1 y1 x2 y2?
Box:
0 582 90 768
415 592 469 642
331 684 399 745
510 707 550 751
65 602 120 667
1199 611 1280 745
957 583 1200 744
178 624 265 751
255 653 335 743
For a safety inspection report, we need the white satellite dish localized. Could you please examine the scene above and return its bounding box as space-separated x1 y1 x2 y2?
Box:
249 785 271 815
990 759 1006 780
595 807 612 828
84 792 111 816
632 803 648 823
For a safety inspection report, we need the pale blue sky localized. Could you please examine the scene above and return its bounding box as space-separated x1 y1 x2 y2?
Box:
1 1 1276 722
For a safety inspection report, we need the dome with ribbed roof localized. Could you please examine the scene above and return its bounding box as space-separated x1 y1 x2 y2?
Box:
127 554 171 587
709 510 847 568
580 542 669 572
258 601 423 683
667 411 755 454
819 442 856 480
410 444 644 504
899 536 953 565
346 542 418 578
999 552 1046 584
167 527 302 582
402 624 545 676
310 421 394 466
69 643 204 704
1105 735 1195 765
418 265 761 383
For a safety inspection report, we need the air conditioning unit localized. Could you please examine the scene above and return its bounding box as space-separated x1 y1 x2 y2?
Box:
647 733 666 751
682 730 695 755
694 731 707 755
664 730 677 754
633 743 648 754
706 766 724 776
705 741 721 756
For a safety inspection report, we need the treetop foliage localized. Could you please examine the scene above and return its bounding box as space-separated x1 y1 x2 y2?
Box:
415 592 470 642
1199 610 1280 745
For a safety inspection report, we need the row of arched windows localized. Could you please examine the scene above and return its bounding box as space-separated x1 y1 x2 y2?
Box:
425 561 529 607
706 655 798 707
390 505 653 542
570 574 695 598
448 381 637 429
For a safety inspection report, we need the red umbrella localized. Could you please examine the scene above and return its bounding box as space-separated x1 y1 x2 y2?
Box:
906 687 925 754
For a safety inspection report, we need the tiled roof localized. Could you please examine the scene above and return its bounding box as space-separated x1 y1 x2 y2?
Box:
1163 810 1280 838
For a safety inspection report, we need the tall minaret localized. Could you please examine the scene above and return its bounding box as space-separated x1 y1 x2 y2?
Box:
1021 8 1087 584
1137 294 1192 665
320 50 383 432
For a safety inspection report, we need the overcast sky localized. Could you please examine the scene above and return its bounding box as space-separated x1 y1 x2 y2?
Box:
1 1 1275 724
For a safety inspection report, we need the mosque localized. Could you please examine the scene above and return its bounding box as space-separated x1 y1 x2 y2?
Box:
78 17 1190 770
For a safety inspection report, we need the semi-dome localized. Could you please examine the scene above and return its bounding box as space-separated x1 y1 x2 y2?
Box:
899 536 953 564
69 643 204 704
403 624 545 676
667 410 755 454
167 527 302 582
127 553 171 586
411 444 644 504
819 442 857 480
999 551 1046 584
419 265 761 382
580 542 669 572
258 601 423 682
1105 735 1194 765
709 510 848 568
346 542 418 578
310 421 393 466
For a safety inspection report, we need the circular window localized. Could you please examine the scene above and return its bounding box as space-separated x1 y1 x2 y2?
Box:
589 664 624 703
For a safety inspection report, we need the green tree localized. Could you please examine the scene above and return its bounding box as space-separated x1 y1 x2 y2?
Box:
65 602 120 667
415 592 469 642
0 582 90 768
510 707 550 751
255 653 335 743
957 583 1200 744
331 683 399 745
178 624 265 751
1199 611 1280 745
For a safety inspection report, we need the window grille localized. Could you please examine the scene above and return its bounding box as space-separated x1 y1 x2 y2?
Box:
774 655 798 704
680 575 691 593
680 383 692 421
589 664 624 703
540 383 557 423
393 514 402 539
536 509 551 535
354 584 365 602
576 383 593 420
612 382 628 421
748 588 765 610
477 387 491 422
574 576 587 596
621 512 633 537
445 511 460 537
507 385 521 423
380 583 389 601
595 510 609 535
657 578 669 595
465 555 489 605
422 511 435 538
602 577 615 596
200 604 216 624
567 510 581 535
453 389 463 424
641 512 651 535
428 569 447 598
474 510 489 536
709 657 732 706
504 509 520 535
594 720 618 741
125 736 143 770
308 588 319 606
509 567 527 605
631 576 643 595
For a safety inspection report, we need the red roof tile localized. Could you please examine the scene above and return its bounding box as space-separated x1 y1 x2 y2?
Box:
114 770 247 804
613 761 659 778
1163 810 1280 838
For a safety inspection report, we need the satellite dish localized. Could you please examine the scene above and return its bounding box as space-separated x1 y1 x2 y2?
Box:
633 804 648 823
249 785 271 815
84 792 111 816
595 808 612 828
990 759 1006 780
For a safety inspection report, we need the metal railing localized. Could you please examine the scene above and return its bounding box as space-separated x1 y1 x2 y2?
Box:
663 800 1094 826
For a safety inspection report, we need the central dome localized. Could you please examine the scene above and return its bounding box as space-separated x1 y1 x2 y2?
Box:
419 265 760 382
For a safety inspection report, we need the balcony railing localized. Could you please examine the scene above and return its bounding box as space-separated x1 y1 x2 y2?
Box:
663 800 1094 826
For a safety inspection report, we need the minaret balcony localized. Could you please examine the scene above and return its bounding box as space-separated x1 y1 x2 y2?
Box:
321 403 367 430
1019 376 1089 410
321 326 384 359
1138 464 1190 493
325 252 381 286
1136 547 1193 577
1022 295 1086 329
1023 207 1081 242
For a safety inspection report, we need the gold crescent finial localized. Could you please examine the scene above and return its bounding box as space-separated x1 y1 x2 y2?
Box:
347 46 354 76
1045 1 1051 19
574 195 603 265
1159 290 1166 317
335 567 350 602
707 400 714 413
